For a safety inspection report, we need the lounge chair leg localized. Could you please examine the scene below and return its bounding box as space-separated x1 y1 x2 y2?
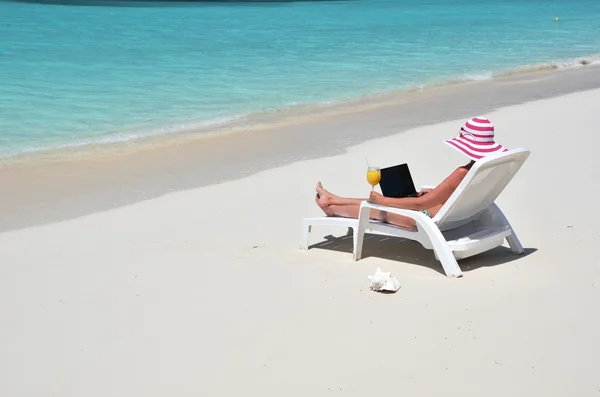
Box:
434 245 463 278
412 216 463 277
354 227 365 261
354 205 371 261
350 227 358 259
507 229 525 255
300 222 311 250
424 230 462 277
488 203 525 255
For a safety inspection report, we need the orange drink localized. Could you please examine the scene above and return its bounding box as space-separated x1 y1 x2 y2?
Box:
366 166 381 190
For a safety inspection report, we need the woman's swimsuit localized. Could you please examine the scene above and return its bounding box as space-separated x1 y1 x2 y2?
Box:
421 209 431 218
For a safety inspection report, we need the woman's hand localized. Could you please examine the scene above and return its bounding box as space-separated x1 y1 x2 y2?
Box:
368 191 386 205
418 188 432 197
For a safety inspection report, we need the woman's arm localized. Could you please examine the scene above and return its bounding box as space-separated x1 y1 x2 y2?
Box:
369 166 470 210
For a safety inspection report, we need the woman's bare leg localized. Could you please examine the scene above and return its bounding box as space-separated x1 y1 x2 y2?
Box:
315 182 416 229
316 182 364 206
324 204 417 229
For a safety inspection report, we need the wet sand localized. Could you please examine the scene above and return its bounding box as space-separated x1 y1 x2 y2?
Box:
1 65 600 233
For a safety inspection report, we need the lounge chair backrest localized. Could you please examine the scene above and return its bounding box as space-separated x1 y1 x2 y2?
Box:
432 148 530 231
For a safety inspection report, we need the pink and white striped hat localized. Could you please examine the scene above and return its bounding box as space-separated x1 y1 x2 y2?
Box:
444 117 508 161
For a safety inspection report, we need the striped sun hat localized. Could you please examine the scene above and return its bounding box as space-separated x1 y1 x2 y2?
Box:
444 117 508 160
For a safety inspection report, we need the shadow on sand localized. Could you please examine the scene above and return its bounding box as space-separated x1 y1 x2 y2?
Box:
309 232 537 276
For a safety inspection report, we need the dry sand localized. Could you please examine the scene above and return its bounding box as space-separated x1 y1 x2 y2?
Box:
1 81 600 395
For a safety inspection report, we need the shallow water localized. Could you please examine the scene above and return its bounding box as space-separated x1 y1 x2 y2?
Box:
1 0 599 157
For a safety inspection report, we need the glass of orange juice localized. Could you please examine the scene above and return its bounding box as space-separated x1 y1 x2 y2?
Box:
366 166 381 191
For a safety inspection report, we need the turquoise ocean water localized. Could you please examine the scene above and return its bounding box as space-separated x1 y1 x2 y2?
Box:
1 0 600 158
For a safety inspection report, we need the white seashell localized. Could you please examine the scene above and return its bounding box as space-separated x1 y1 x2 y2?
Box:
368 267 401 292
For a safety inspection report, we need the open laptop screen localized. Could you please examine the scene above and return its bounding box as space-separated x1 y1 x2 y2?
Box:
379 163 418 198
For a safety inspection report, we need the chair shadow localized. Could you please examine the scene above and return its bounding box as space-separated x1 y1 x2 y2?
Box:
308 232 537 276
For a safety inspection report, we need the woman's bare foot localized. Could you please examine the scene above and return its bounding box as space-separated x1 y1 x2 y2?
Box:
315 182 336 206
315 193 334 216
315 183 336 217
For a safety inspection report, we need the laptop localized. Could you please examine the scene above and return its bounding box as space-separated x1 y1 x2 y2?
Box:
379 163 419 198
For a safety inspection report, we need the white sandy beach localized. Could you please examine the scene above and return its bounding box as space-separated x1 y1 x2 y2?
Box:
1 88 600 396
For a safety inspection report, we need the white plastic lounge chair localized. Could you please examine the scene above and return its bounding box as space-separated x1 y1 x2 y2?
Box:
301 148 530 277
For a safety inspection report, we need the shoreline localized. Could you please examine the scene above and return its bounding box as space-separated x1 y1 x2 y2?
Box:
2 64 600 234
2 56 599 165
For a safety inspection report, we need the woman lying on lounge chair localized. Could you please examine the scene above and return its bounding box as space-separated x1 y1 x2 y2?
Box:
315 117 508 229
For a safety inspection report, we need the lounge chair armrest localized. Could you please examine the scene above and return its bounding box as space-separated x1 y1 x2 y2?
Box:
420 185 436 191
359 201 432 221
